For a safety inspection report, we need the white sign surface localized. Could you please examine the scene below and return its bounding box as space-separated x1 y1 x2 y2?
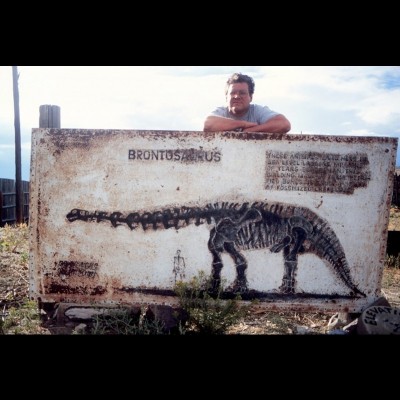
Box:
29 129 397 312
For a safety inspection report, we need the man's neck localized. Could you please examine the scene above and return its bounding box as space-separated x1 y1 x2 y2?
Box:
229 106 249 119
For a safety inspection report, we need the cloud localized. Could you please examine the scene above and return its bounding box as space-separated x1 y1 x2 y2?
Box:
356 89 400 125
1 66 399 181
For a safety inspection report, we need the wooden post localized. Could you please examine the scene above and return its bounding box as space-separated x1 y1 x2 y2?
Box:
39 105 61 128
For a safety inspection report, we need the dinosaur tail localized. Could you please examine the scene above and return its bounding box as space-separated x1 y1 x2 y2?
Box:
307 215 366 298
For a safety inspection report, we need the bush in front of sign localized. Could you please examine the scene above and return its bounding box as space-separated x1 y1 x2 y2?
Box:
174 270 249 335
87 308 166 335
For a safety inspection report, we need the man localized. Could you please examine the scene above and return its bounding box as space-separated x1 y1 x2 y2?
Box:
203 72 291 133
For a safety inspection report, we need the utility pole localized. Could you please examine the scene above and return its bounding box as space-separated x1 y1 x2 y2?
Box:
12 66 23 224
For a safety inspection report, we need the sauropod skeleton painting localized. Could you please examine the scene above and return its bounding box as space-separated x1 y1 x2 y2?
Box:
66 201 365 299
29 129 397 312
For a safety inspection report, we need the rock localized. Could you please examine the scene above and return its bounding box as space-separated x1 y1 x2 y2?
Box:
357 305 400 335
327 312 357 330
327 329 349 335
144 305 189 334
73 323 87 334
295 325 313 335
342 318 359 335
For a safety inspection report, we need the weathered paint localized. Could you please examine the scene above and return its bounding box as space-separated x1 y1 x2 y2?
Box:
29 129 398 313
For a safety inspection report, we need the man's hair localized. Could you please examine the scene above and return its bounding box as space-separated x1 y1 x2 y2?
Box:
225 72 255 96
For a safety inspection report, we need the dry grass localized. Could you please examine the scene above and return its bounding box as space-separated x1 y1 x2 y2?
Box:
388 205 400 231
0 223 49 334
1 219 400 335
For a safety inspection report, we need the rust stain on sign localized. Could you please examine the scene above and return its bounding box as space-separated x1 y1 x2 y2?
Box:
29 129 397 313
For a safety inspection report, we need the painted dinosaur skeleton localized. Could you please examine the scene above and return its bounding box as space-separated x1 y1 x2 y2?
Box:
66 201 365 297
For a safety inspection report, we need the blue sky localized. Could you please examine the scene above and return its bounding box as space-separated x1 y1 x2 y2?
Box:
1 66 400 181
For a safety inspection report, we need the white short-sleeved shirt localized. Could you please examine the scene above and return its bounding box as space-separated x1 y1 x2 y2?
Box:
210 104 280 124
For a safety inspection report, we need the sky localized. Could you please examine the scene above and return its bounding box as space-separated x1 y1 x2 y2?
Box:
1 65 400 181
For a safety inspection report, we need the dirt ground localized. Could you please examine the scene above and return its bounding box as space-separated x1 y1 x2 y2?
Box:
1 218 400 335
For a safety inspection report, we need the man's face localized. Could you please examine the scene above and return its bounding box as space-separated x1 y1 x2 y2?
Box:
226 82 252 116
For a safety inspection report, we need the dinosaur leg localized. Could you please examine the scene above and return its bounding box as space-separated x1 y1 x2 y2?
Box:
279 227 307 294
288 227 307 259
224 242 248 293
279 259 297 294
208 228 224 293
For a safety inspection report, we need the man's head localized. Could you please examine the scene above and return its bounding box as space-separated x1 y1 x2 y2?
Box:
225 73 255 117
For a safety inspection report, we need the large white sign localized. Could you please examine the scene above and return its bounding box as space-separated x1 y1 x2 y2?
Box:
29 129 397 312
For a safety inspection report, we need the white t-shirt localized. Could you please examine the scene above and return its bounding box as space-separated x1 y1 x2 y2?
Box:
210 104 280 124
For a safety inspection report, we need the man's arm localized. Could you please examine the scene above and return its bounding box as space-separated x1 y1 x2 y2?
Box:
242 115 291 134
203 115 258 132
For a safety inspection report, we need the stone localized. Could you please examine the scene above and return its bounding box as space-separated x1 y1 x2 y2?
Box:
327 312 357 330
144 305 189 334
357 305 400 335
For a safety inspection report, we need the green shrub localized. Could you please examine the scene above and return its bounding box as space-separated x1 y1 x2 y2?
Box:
174 270 248 335
1 299 42 334
0 223 28 253
86 308 166 335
